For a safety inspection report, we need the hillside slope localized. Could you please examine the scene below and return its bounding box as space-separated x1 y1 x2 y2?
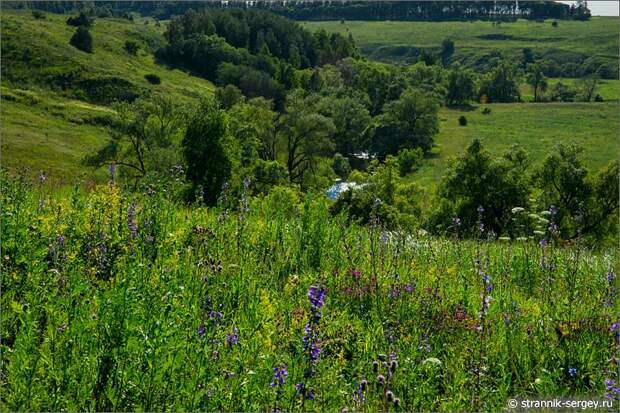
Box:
306 18 618 76
1 11 214 183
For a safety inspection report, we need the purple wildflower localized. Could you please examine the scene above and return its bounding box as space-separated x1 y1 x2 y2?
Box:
270 365 288 387
38 170 46 185
307 285 326 309
605 379 620 401
127 203 138 238
452 216 461 227
349 268 361 279
197 325 206 338
549 205 557 216
477 205 485 214
568 367 577 377
607 270 615 284
226 327 239 347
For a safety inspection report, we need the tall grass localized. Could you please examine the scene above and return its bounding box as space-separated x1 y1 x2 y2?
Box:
1 175 618 411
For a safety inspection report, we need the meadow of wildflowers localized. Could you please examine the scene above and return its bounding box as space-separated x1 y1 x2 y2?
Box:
1 174 618 412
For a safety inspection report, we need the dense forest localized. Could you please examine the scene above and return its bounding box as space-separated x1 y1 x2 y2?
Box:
6 0 591 21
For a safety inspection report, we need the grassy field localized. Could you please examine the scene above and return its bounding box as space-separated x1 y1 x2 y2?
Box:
305 17 618 66
1 11 214 183
412 101 619 186
520 78 619 102
2 175 618 411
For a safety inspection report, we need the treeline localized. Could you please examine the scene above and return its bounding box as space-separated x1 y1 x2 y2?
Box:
7 1 591 21
157 9 356 108
264 1 590 22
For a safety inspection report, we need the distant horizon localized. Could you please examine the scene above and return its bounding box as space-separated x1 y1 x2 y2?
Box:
559 1 618 16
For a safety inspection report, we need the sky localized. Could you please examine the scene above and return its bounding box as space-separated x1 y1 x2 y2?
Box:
558 1 619 16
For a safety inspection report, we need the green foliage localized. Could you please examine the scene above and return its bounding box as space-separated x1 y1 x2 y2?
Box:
31 10 45 19
526 63 548 102
332 153 351 179
440 38 454 67
69 26 93 53
331 158 419 227
396 147 423 177
124 40 140 55
446 64 476 105
533 144 619 241
182 98 236 206
549 81 577 102
227 97 277 162
280 91 335 187
1 171 616 411
307 18 617 78
84 94 184 180
159 8 356 103
66 11 94 28
458 115 467 126
372 87 440 157
144 73 161 85
579 73 600 102
478 60 520 103
215 84 244 110
430 139 530 237
251 160 289 194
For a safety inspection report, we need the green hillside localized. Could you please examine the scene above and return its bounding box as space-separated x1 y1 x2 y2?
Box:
1 11 214 183
1 11 618 187
415 101 619 186
305 18 618 74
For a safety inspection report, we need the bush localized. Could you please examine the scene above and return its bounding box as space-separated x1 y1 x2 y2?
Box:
594 94 604 102
458 115 468 126
396 148 423 177
124 40 140 56
481 107 492 115
551 20 558 27
429 139 530 237
215 85 243 110
32 10 46 19
70 26 93 53
182 98 236 206
144 73 161 85
549 82 577 102
332 153 351 179
66 11 94 28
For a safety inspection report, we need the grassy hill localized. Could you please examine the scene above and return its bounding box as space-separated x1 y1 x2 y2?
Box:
1 11 617 188
414 101 619 186
305 17 618 73
1 11 214 184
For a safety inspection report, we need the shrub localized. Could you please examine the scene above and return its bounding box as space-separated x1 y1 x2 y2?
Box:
124 40 140 56
182 98 236 206
481 107 492 115
144 73 161 85
215 85 243 110
594 94 604 102
397 148 423 177
458 115 468 126
551 20 558 27
66 11 94 28
32 10 46 19
429 139 530 237
70 26 93 53
332 153 351 179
